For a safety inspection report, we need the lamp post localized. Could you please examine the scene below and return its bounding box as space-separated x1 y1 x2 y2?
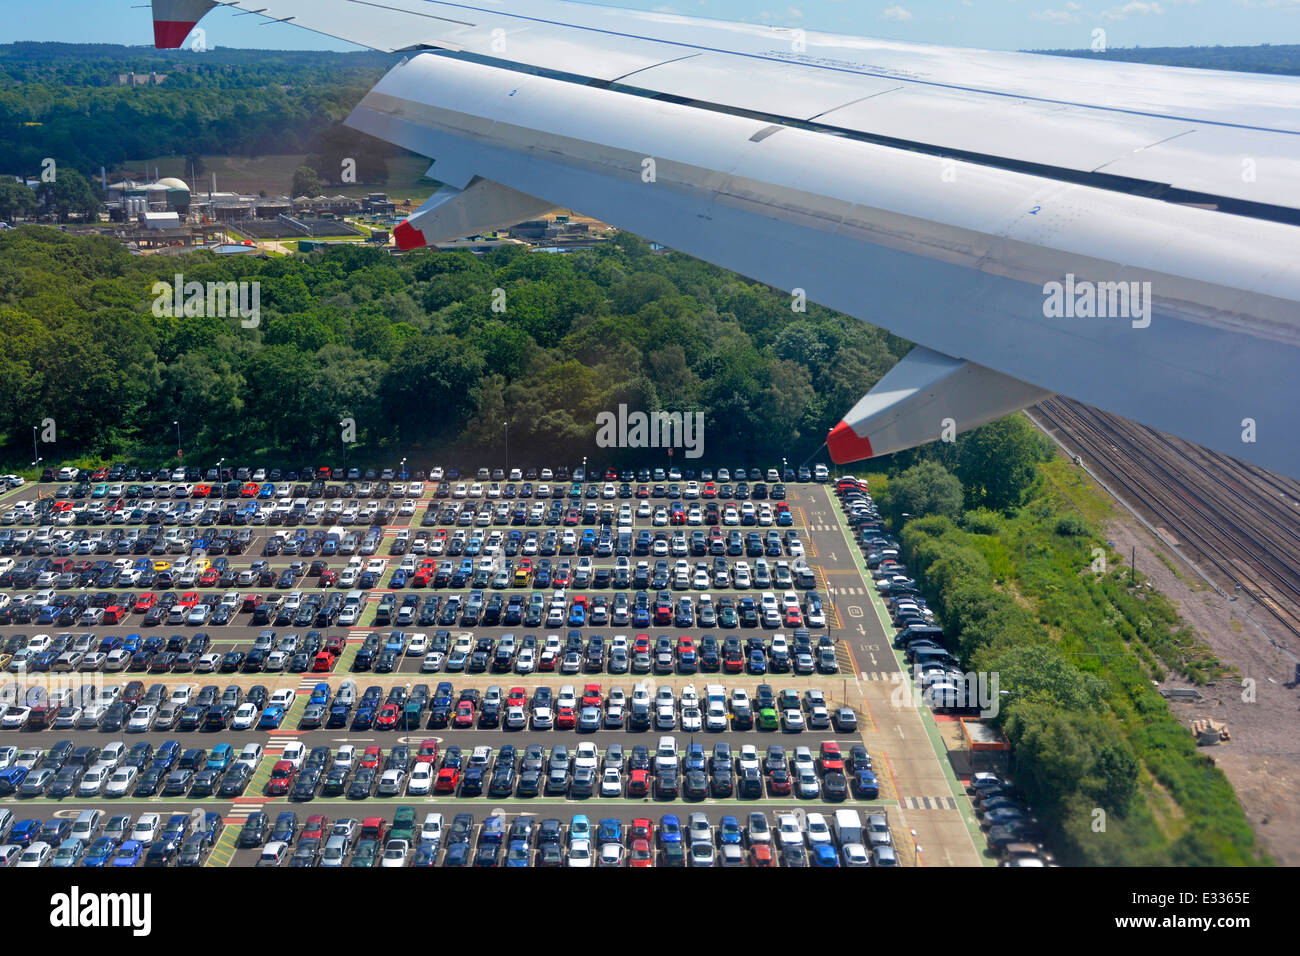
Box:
339 421 348 471
31 425 39 467
782 457 787 481
502 421 509 476
216 457 225 482
173 420 182 460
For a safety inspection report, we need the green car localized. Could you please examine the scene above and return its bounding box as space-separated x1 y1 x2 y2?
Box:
390 806 417 844
350 839 380 867
758 707 780 730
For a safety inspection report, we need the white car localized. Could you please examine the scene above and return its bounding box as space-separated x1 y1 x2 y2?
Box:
405 633 428 656
236 744 264 771
532 707 553 730
76 765 110 797
1 707 30 729
126 705 156 733
777 814 804 848
573 742 599 773
281 742 305 769
805 813 833 845
738 745 761 774
407 763 434 795
380 840 409 867
680 707 702 732
231 703 259 730
333 745 356 772
104 765 139 797
705 702 728 732
170 686 195 708
600 768 622 797
16 842 51 868
419 813 443 848
566 839 592 867
0 746 15 770
269 688 296 709
131 813 161 846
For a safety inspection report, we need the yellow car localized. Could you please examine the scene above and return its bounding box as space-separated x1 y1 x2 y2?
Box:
152 560 171 571
0 653 11 671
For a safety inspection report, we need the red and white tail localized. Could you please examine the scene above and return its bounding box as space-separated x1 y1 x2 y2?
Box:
151 0 218 48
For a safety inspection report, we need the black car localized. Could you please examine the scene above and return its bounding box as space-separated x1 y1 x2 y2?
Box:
321 767 350 797
218 764 252 797
822 772 849 801
132 767 165 797
189 768 221 798
239 812 269 847
347 768 376 799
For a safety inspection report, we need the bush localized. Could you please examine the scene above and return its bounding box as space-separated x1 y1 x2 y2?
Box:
1054 513 1090 536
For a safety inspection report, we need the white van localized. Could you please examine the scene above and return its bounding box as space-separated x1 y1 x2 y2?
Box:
833 809 863 847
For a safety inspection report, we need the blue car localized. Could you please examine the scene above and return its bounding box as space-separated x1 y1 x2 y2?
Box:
659 814 682 845
258 483 275 498
206 743 234 772
812 844 840 867
854 770 880 799
352 706 375 730
718 815 743 846
257 705 285 729
568 605 586 626
112 840 144 867
569 814 591 844
412 844 437 867
683 745 706 773
597 818 622 846
51 838 86 868
505 840 530 867
83 836 119 868
0 766 28 796
443 843 470 866
480 815 505 845
309 683 331 707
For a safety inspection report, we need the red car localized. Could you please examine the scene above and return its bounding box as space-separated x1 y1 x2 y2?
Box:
581 684 602 709
178 592 201 608
375 704 400 730
434 767 460 793
301 815 329 840
630 818 654 844
241 482 259 498
266 760 296 795
724 650 744 673
538 651 557 671
325 635 346 655
627 769 650 797
784 608 804 628
102 605 125 625
311 651 337 672
359 816 386 844
752 844 776 867
199 568 220 587
818 742 845 773
242 593 264 612
555 706 576 730
453 702 475 728
506 688 527 709
416 740 440 765
359 746 382 770
629 839 654 867
133 593 157 613
319 570 338 587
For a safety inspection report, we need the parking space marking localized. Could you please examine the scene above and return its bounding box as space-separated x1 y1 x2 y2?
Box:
207 822 243 867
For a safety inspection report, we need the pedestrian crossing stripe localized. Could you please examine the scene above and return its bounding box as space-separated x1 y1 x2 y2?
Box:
900 796 958 810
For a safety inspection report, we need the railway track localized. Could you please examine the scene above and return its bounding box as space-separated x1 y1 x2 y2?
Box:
1031 397 1300 647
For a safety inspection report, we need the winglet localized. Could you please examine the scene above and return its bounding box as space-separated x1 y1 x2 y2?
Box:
151 0 218 48
828 421 873 465
393 220 427 250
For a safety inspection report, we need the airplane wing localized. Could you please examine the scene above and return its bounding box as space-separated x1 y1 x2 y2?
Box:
154 0 1300 478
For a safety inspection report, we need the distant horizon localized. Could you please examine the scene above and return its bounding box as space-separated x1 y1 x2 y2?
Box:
5 0 1298 55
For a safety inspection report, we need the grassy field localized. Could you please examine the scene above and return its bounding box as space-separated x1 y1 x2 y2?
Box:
120 154 439 202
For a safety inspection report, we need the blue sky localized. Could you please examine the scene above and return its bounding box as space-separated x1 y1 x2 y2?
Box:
9 0 1298 52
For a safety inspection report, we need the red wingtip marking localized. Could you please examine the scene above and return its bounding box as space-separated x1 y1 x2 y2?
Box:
828 420 873 464
153 20 198 49
394 220 426 250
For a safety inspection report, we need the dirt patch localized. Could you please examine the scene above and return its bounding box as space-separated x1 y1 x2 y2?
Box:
1104 515 1300 864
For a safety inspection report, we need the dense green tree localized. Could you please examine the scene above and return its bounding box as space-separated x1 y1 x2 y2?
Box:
882 460 965 524
290 165 322 199
0 179 37 221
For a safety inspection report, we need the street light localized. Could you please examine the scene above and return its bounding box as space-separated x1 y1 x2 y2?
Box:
173 420 182 460
31 425 39 467
339 421 348 469
502 422 509 475
582 456 587 482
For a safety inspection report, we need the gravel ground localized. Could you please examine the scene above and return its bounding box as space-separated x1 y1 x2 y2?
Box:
1103 515 1300 864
